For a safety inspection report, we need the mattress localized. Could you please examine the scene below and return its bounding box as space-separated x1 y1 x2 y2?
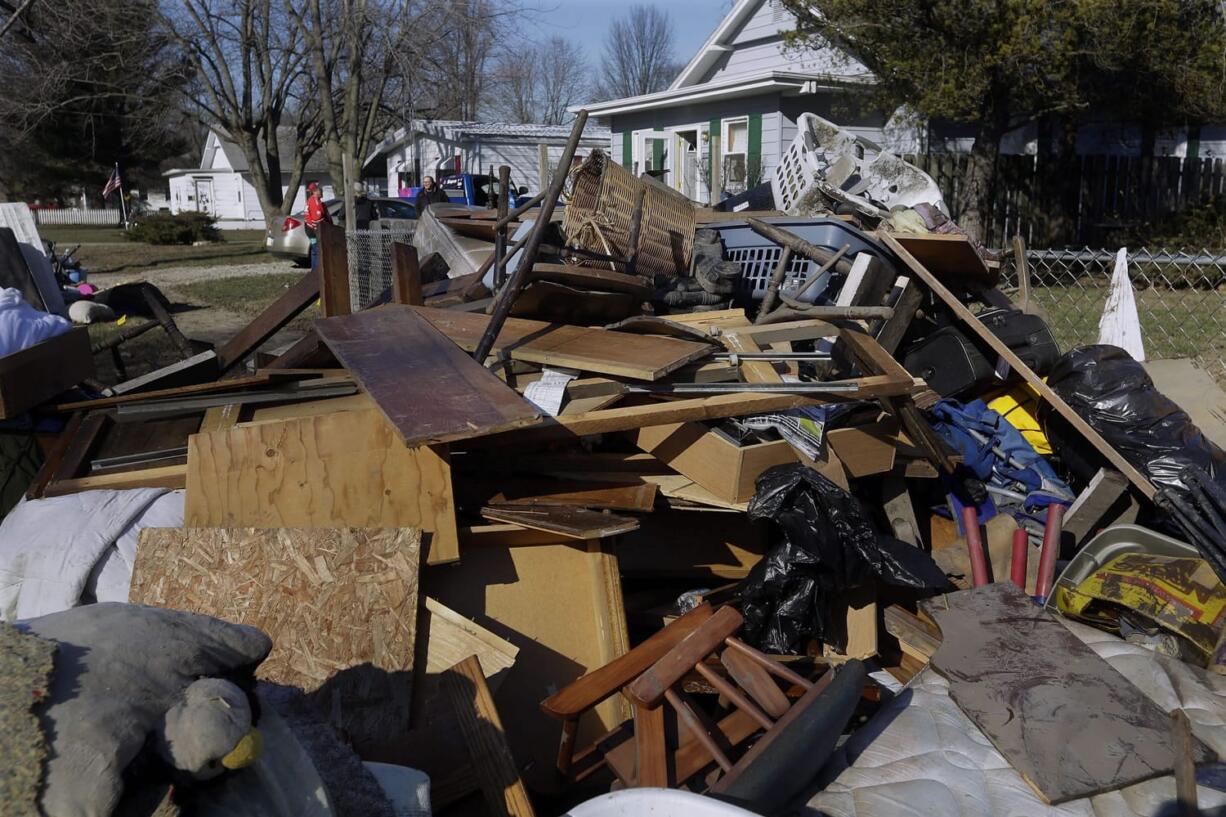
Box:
806 619 1226 817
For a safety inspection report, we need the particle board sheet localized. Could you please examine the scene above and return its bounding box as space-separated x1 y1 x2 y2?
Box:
425 538 630 791
315 306 541 446
185 408 460 564
922 583 1213 804
131 527 421 749
413 305 713 380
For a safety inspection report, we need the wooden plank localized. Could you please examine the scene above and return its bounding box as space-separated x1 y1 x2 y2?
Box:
53 372 295 413
132 526 420 750
424 598 519 686
317 222 351 317
890 233 996 287
265 330 337 371
882 604 941 661
528 263 653 298
923 583 1212 804
480 504 639 539
414 305 713 380
185 408 460 565
215 269 320 372
0 328 94 418
882 232 1156 499
425 537 631 791
627 606 744 707
1063 468 1138 546
43 463 186 496
315 306 540 446
391 242 423 306
487 479 657 512
439 655 537 817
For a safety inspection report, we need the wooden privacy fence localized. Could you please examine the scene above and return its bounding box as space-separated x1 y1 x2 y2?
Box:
905 154 1226 249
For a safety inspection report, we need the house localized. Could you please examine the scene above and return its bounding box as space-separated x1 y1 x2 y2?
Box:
577 0 1226 205
163 128 333 230
363 120 611 198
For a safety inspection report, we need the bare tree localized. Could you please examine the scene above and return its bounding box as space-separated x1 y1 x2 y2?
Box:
168 0 323 229
490 36 588 125
598 5 677 100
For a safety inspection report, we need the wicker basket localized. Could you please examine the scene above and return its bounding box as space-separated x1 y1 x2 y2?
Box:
563 150 696 279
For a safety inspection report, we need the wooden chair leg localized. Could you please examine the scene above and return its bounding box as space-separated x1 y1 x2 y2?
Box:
634 702 669 787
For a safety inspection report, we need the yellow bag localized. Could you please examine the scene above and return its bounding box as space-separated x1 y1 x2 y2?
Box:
987 384 1050 455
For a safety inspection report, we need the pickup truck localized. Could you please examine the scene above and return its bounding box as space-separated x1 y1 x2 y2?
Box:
402 172 532 210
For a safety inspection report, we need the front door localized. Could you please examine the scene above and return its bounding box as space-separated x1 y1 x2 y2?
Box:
193 178 214 216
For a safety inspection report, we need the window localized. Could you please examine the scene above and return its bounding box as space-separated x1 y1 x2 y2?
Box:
722 117 749 192
378 200 416 220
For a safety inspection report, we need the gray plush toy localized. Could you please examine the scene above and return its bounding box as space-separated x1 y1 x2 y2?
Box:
19 603 272 817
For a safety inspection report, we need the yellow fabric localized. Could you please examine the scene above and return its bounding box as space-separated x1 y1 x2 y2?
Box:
220 729 263 770
987 383 1051 455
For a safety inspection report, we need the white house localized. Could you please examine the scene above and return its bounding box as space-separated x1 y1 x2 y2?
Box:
364 120 611 198
164 128 333 229
577 0 1226 205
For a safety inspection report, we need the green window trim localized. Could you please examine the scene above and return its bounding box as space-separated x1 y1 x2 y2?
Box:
621 132 633 170
709 117 721 195
652 138 664 172
747 113 762 172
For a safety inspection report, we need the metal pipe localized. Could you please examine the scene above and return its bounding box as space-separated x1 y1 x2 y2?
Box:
623 381 862 395
473 110 588 363
962 506 990 587
1010 527 1029 589
1035 504 1066 600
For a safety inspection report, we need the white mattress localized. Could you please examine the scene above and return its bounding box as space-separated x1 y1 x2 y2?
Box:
806 619 1226 817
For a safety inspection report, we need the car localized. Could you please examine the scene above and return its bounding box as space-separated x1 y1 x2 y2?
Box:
265 196 417 264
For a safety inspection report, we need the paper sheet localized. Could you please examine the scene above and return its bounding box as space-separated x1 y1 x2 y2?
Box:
523 369 576 416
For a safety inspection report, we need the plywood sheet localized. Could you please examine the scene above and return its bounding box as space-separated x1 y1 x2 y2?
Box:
131 527 420 748
479 504 640 539
423 597 519 685
315 306 540 446
923 583 1213 804
414 305 712 380
425 539 630 791
185 408 460 564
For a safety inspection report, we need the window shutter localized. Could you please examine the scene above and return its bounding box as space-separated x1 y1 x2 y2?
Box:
652 138 664 172
747 113 763 180
709 118 721 194
622 132 633 170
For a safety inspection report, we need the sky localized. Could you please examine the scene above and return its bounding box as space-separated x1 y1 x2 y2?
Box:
527 0 731 73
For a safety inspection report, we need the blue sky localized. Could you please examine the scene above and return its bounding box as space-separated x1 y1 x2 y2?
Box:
529 0 730 69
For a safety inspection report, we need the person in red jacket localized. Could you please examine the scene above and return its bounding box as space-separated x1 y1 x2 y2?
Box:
304 181 331 269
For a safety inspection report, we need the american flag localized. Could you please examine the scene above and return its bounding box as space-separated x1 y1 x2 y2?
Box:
102 165 122 199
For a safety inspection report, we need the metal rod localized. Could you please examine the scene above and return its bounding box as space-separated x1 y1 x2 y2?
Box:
962 506 990 587
712 351 832 361
474 110 589 363
493 165 510 289
755 247 794 323
1035 504 1066 600
91 446 189 472
623 381 862 395
1010 527 1029 588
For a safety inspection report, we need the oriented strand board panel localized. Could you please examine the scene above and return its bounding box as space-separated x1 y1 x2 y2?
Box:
426 538 630 791
185 408 460 564
315 306 540 446
923 583 1213 804
131 527 421 749
414 305 713 380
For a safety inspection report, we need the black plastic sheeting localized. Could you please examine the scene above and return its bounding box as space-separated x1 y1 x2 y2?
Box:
1043 345 1226 499
741 464 948 654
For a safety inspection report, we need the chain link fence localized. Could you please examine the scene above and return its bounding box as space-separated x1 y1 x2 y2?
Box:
997 248 1226 385
345 226 417 312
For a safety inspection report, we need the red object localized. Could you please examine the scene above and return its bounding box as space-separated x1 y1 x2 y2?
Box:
282 216 302 233
304 195 330 230
1010 528 1029 588
962 506 990 587
102 165 122 199
1035 504 1066 600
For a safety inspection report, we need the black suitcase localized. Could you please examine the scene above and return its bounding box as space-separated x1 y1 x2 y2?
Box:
903 326 996 397
977 307 1060 375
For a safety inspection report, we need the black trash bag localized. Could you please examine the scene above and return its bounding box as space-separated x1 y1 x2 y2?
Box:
740 464 949 654
1042 345 1226 499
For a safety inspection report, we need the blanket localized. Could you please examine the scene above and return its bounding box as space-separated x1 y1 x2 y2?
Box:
0 488 184 621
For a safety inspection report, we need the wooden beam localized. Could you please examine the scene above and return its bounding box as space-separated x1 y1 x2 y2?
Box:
317 221 351 317
881 232 1156 499
215 269 321 372
392 242 424 306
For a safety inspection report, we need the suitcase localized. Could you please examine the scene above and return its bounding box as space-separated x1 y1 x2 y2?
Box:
977 307 1060 375
903 326 996 397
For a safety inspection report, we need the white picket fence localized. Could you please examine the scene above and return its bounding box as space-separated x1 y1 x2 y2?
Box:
32 209 122 226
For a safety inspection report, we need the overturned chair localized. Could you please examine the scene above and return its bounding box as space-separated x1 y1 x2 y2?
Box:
540 604 867 814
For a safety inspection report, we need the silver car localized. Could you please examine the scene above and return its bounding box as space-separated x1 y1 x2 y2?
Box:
265 197 418 264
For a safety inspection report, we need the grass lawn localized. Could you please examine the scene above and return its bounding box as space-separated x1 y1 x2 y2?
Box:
174 272 318 334
41 226 270 275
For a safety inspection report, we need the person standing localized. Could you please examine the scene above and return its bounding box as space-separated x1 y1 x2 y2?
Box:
352 182 374 229
414 175 448 214
304 181 331 270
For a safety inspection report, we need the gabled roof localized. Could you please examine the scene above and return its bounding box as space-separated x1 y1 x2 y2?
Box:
573 71 864 117
208 126 330 174
670 0 762 90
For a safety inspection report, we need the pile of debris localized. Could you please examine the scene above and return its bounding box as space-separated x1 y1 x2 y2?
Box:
0 113 1224 817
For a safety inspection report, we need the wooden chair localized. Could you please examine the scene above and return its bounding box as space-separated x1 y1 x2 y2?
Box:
540 603 852 797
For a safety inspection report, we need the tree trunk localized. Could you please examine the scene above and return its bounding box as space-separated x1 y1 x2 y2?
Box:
959 96 1008 245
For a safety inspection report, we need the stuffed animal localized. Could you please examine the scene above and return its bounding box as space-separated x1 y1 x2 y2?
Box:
19 603 272 817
